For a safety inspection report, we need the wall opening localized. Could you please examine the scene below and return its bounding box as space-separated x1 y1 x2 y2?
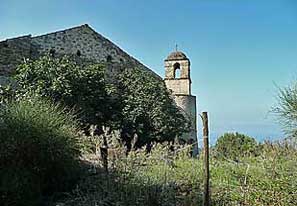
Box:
3 42 8 48
174 62 181 79
106 55 112 62
49 48 55 57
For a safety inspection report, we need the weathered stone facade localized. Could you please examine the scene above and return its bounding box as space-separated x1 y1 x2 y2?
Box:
164 51 197 146
0 24 159 80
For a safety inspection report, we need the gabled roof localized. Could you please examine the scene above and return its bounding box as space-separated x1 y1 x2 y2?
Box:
0 24 161 79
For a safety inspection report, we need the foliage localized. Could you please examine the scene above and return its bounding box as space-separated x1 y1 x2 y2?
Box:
54 139 297 206
12 56 189 147
14 56 118 128
55 141 203 206
210 140 297 206
0 97 82 206
117 68 191 148
214 132 259 160
0 84 14 105
274 82 297 138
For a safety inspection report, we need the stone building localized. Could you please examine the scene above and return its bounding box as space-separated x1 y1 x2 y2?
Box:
0 24 159 81
0 24 197 147
164 51 197 146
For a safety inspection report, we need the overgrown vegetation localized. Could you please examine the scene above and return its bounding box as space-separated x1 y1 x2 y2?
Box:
0 55 190 205
12 56 189 147
54 138 297 206
0 84 14 105
0 97 82 206
1 55 297 205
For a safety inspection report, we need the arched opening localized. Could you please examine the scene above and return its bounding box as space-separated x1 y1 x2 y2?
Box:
174 62 181 79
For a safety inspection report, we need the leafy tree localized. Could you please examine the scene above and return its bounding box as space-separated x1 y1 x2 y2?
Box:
14 56 118 129
215 132 258 160
12 56 190 148
117 68 190 148
274 82 297 138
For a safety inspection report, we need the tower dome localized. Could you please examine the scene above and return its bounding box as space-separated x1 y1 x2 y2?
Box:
166 51 188 61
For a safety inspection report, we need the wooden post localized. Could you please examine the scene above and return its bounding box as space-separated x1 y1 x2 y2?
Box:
100 146 108 173
101 134 109 174
202 112 210 206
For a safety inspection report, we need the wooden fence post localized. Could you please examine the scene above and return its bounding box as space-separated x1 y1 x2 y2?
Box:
100 146 108 173
202 112 210 206
101 130 109 174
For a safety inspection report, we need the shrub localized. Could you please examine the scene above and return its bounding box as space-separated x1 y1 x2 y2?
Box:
0 97 82 206
214 132 258 160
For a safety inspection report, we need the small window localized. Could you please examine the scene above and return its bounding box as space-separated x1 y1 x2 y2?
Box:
3 42 8 48
174 62 181 79
76 50 81 57
106 55 112 62
49 48 55 57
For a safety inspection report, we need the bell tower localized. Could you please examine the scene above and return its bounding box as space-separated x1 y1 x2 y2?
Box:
164 50 197 148
165 51 191 95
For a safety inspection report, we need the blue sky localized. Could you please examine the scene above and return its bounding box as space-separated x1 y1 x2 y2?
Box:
1 0 297 142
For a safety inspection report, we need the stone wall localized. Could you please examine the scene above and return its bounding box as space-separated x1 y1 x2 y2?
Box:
165 79 191 95
0 35 33 76
174 94 197 141
0 24 160 80
32 25 137 66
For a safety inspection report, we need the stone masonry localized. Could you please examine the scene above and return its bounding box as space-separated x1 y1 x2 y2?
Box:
0 24 159 81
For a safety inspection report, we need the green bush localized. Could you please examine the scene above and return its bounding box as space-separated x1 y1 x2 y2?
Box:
0 97 82 206
214 132 258 160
